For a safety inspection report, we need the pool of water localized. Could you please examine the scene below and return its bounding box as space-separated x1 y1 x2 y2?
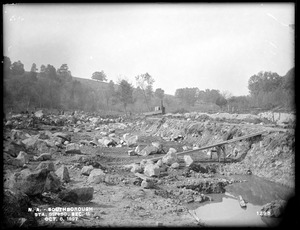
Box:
192 175 294 227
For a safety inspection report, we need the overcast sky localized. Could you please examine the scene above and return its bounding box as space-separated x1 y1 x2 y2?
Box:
3 3 294 96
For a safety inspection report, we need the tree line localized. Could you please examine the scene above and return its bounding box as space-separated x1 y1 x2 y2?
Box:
3 56 294 114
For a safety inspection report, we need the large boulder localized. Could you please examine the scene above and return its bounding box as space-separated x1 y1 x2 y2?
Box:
9 169 50 196
139 145 159 156
36 161 55 172
58 187 94 204
184 155 195 167
162 150 178 166
44 172 61 192
144 164 160 177
22 136 39 150
3 140 26 157
65 143 81 154
81 165 94 176
124 134 138 147
55 165 70 183
87 169 106 184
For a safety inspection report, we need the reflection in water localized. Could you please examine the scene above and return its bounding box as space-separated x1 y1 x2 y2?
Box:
195 196 267 227
225 175 294 206
193 175 294 227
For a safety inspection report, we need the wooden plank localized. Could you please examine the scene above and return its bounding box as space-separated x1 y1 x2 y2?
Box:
148 130 266 162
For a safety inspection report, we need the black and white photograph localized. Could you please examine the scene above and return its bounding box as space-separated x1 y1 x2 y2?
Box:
2 3 296 228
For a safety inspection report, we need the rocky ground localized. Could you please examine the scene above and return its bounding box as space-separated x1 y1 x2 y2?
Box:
2 110 295 227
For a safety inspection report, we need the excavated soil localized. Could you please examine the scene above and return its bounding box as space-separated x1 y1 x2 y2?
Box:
2 115 295 227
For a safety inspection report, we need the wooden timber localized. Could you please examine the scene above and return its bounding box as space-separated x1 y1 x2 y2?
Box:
148 130 266 162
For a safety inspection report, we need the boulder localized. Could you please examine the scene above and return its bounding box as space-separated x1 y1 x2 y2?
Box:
58 187 94 204
87 169 106 184
168 148 177 154
44 172 61 192
55 166 70 183
162 151 178 166
33 153 52 161
34 110 44 118
53 132 71 141
135 145 143 154
124 135 138 147
16 151 29 164
36 140 50 152
141 180 155 189
139 145 159 156
155 159 163 167
36 161 55 172
65 143 81 154
144 164 160 177
184 155 194 167
130 164 143 173
81 165 94 176
9 169 49 196
128 150 136 156
4 140 26 157
260 200 287 217
22 136 39 149
152 142 163 151
170 162 180 169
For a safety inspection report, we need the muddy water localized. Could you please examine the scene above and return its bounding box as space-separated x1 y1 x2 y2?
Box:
193 175 294 227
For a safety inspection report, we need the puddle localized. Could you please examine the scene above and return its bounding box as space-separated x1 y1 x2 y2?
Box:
193 175 294 227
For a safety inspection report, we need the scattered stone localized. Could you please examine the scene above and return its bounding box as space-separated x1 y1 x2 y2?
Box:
87 169 106 184
44 172 61 192
141 180 155 189
184 155 194 167
135 145 143 154
64 141 70 145
36 161 55 172
125 135 138 147
34 153 52 161
171 162 180 169
144 164 160 177
21 136 39 149
58 187 94 204
182 146 189 151
128 150 136 156
65 143 81 154
53 132 71 141
139 145 159 156
130 164 143 173
9 169 50 196
55 165 70 182
81 165 94 176
152 142 163 151
162 150 178 166
168 148 177 154
155 159 163 167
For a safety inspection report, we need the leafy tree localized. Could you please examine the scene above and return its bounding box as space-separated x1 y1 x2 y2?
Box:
92 71 107 82
175 87 199 106
216 96 227 109
11 60 25 75
57 64 72 82
135 73 155 111
154 88 165 101
29 63 38 80
104 80 116 110
117 79 133 113
4 56 11 77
